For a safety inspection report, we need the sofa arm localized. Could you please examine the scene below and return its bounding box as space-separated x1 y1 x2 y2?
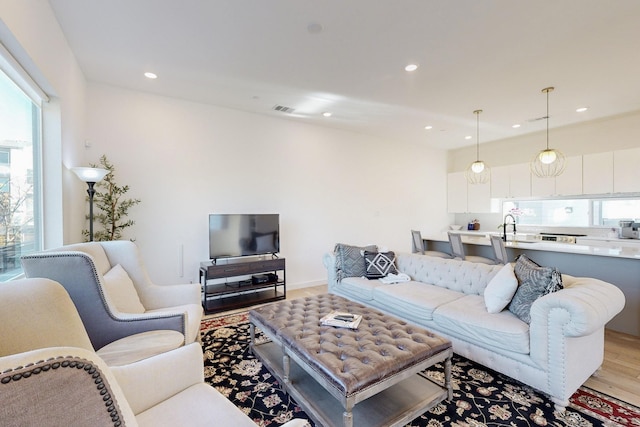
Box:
322 252 339 290
110 342 204 415
530 276 625 337
138 282 201 310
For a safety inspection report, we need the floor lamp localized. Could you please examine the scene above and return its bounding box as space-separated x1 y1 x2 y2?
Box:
71 167 109 241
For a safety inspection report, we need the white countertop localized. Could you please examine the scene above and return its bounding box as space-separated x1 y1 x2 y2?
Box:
425 231 640 260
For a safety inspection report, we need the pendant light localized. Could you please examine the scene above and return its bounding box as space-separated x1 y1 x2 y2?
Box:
465 109 490 184
531 87 565 178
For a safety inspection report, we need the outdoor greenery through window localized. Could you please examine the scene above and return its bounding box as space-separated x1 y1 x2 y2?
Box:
503 197 640 228
0 68 41 280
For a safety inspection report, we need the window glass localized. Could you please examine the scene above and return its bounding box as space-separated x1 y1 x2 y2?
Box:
0 69 41 280
503 197 640 228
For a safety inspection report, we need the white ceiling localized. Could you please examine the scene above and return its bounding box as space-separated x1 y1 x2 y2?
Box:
48 0 640 150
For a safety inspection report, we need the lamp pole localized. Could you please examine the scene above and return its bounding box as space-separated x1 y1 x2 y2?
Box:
71 167 109 242
86 181 97 241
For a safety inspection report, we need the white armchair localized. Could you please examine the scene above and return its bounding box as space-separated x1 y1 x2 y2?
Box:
0 278 307 427
21 241 202 363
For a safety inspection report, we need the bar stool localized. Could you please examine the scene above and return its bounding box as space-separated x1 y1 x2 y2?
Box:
411 230 452 258
447 231 495 264
490 235 509 264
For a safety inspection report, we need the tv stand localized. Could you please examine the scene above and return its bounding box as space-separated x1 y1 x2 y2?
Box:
199 257 286 314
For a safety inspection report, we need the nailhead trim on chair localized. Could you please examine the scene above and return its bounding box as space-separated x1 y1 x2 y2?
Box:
1 356 124 427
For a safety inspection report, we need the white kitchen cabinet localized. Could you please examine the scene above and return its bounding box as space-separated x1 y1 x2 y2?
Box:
583 152 613 194
490 166 510 198
531 155 582 197
614 147 640 193
555 155 583 195
447 172 492 213
509 163 531 198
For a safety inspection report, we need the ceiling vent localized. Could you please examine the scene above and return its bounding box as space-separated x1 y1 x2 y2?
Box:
272 104 295 114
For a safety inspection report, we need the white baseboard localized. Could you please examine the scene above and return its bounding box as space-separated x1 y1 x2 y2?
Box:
286 279 326 291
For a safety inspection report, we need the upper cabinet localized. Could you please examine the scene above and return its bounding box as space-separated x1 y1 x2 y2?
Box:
490 163 531 198
583 152 613 194
447 172 491 213
449 149 640 214
614 148 640 193
531 155 582 197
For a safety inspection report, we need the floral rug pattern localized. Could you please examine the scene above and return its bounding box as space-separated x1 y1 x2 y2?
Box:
201 313 640 427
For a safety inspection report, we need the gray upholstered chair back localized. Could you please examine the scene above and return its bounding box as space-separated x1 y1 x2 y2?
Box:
490 235 509 264
411 230 424 254
447 231 466 259
20 250 184 350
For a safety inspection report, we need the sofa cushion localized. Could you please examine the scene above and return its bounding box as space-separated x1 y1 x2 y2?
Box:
334 243 377 281
364 251 398 279
103 264 146 314
338 276 383 301
372 282 465 323
508 255 563 323
484 263 518 313
433 294 530 354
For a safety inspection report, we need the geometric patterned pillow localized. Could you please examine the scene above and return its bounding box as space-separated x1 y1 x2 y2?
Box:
334 243 378 281
363 251 398 279
508 254 563 324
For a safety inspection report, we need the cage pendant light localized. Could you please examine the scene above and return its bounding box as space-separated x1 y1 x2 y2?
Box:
531 87 566 178
465 109 490 184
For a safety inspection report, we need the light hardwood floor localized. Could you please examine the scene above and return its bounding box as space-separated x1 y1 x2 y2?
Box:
208 284 640 407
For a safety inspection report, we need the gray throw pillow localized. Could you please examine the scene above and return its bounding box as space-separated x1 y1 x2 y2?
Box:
334 243 377 281
508 254 563 324
364 251 398 279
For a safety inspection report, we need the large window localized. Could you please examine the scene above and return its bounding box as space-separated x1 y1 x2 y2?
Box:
0 69 41 280
503 197 640 228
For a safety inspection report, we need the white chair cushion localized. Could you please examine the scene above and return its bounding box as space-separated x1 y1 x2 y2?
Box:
484 263 519 313
103 264 146 313
97 330 184 367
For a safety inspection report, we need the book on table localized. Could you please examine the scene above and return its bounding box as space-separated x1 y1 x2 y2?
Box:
319 311 362 329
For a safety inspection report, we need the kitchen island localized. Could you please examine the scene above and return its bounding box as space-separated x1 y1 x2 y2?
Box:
423 232 640 337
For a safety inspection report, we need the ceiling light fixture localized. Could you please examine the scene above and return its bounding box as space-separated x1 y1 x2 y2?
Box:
465 109 490 185
576 107 588 113
512 124 521 128
405 64 418 72
144 72 157 79
424 125 433 130
322 112 332 117
531 87 566 178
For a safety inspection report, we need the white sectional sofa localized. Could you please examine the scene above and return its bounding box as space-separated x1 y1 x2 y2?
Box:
323 250 625 409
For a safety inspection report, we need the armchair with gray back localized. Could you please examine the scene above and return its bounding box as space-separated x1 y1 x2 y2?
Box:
20 240 203 355
0 278 307 427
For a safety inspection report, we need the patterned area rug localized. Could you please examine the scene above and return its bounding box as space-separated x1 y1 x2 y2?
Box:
201 313 640 427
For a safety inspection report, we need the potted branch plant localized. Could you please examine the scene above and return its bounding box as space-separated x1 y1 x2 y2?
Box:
82 155 141 241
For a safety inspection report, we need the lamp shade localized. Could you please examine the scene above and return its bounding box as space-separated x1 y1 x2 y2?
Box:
71 167 109 183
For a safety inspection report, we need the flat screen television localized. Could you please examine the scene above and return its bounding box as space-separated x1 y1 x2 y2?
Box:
209 214 280 260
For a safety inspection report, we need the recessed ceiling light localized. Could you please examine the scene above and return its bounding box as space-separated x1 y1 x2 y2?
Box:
512 124 521 128
405 64 418 72
424 125 433 130
576 107 588 113
322 112 332 117
144 72 157 79
464 135 472 140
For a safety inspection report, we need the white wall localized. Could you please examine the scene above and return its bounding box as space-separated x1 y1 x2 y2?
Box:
85 84 450 287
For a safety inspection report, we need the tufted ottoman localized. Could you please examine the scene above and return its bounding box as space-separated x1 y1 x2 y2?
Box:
249 293 452 427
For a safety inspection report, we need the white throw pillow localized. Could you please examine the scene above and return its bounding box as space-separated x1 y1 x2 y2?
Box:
102 264 146 313
484 263 518 313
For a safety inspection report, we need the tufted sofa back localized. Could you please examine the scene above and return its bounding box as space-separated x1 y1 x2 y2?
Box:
396 253 502 295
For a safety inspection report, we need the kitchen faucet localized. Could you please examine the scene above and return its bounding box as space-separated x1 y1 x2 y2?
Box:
503 214 517 242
